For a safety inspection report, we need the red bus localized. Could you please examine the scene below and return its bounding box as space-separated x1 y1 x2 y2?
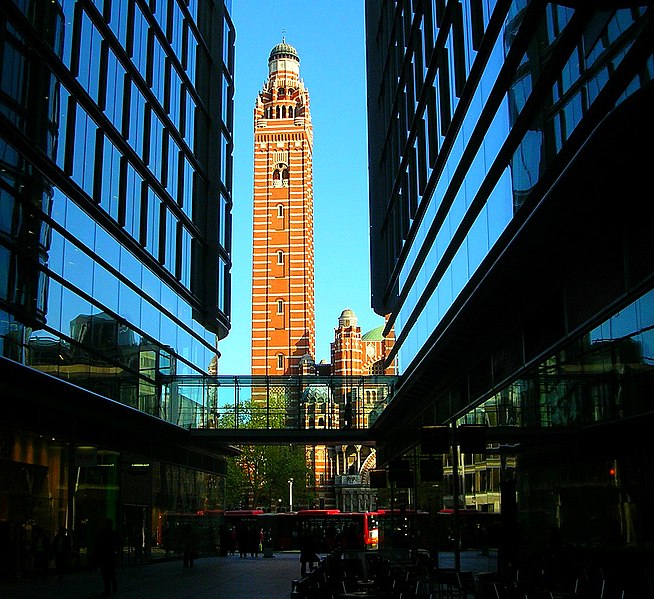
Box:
223 509 379 552
289 510 379 551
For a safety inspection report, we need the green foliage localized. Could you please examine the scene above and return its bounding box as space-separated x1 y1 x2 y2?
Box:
221 395 315 510
226 443 314 510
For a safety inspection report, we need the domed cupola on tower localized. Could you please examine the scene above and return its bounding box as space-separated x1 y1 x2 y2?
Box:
255 38 311 130
268 37 300 79
338 309 358 329
269 39 299 62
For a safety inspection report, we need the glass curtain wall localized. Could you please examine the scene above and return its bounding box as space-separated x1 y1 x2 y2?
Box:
367 2 652 374
1 0 235 423
0 0 234 577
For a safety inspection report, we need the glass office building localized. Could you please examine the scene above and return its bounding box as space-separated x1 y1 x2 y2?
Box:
366 0 653 577
0 0 234 575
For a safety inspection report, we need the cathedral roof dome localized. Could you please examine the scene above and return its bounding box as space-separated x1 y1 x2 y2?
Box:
269 39 299 62
362 325 385 341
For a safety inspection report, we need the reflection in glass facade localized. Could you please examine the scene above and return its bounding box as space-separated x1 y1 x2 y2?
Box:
366 0 654 578
0 0 234 577
459 289 654 550
366 2 652 375
1 0 234 405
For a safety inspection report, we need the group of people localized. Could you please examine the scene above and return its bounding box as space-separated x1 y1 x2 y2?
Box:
230 522 265 557
28 519 120 597
30 525 73 581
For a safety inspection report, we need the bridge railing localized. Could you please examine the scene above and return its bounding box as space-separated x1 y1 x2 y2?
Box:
160 374 398 431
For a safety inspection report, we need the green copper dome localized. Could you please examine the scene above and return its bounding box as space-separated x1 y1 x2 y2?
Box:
269 39 299 62
362 325 385 341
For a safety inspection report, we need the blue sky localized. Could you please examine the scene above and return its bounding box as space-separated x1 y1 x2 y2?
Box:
217 1 386 374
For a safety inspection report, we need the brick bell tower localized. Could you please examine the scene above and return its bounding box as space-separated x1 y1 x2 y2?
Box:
251 39 315 376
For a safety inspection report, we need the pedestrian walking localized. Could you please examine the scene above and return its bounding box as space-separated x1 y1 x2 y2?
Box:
162 524 171 557
299 528 317 577
229 526 237 555
236 522 248 558
53 526 72 581
31 526 50 580
94 519 120 597
247 524 261 557
181 524 198 567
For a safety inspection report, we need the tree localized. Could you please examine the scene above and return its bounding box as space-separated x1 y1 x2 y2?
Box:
220 394 314 510
225 441 313 510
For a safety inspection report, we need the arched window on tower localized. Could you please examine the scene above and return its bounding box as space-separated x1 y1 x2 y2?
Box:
277 204 284 218
266 107 272 118
276 106 281 119
282 169 289 187
273 169 281 187
278 87 285 97
277 250 284 264
276 298 284 314
276 353 284 370
281 106 286 118
288 106 294 118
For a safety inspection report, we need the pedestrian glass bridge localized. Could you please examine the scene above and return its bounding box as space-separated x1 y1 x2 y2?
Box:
161 374 398 444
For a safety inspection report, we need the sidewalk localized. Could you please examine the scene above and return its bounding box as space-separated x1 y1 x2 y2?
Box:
0 550 498 599
0 552 304 599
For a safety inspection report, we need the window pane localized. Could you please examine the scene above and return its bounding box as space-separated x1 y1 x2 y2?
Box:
149 111 164 182
184 88 195 148
105 47 125 130
180 226 192 287
181 156 193 219
219 193 229 249
132 3 148 76
109 0 130 47
71 105 97 197
100 136 121 221
151 37 167 100
77 12 102 103
169 67 182 130
145 187 160 258
162 206 176 273
128 82 146 157
123 162 143 240
166 138 180 198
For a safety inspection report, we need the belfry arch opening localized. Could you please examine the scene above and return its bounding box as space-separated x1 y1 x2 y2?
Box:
273 163 289 187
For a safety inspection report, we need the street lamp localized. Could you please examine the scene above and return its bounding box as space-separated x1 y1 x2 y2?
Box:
288 478 294 512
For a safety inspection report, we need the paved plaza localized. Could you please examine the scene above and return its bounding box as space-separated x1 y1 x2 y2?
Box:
0 553 304 599
0 550 498 599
